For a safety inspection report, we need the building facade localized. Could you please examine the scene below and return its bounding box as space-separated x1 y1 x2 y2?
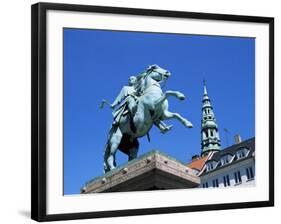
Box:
199 137 255 188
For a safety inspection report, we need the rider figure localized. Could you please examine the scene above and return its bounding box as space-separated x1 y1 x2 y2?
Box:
111 76 138 126
111 74 172 134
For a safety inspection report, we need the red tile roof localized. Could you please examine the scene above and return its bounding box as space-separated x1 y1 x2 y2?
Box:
187 155 209 171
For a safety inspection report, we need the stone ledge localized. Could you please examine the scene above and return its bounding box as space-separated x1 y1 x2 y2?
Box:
81 150 200 193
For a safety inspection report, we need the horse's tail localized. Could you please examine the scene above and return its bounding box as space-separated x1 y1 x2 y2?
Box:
103 126 117 173
103 142 109 173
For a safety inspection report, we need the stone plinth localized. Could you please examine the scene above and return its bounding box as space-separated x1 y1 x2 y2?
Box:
81 150 200 193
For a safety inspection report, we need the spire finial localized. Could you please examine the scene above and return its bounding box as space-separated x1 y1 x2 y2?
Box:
203 80 208 95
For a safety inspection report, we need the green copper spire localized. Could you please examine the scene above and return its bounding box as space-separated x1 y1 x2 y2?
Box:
201 81 221 156
203 80 208 95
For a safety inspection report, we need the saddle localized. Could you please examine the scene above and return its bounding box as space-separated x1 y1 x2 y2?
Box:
113 101 137 133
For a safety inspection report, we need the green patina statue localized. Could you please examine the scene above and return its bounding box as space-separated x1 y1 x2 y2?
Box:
101 65 193 173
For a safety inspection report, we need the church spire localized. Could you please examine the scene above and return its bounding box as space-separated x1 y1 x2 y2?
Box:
201 81 221 156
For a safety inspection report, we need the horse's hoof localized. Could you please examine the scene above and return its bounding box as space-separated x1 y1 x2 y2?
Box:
179 95 185 100
184 121 193 128
187 123 193 128
176 92 185 100
167 125 173 130
160 125 173 134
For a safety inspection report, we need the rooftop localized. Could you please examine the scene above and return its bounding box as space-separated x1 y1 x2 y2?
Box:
187 155 209 171
210 137 255 161
201 137 255 175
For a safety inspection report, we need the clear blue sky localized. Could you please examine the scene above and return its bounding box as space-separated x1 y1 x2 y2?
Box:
63 28 255 195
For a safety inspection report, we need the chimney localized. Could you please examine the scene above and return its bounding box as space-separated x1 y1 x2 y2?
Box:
234 134 242 144
191 154 200 161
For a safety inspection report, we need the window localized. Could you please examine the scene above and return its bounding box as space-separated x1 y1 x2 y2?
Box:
234 171 242 184
236 147 249 160
212 179 219 188
223 175 230 187
206 161 216 171
221 154 232 166
206 162 213 171
246 167 254 180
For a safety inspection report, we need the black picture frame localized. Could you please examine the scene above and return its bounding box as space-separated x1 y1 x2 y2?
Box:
31 2 274 222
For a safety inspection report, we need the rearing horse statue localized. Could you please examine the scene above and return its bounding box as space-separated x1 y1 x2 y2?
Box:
102 65 193 173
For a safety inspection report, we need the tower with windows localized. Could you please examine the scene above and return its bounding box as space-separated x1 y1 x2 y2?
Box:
201 81 221 156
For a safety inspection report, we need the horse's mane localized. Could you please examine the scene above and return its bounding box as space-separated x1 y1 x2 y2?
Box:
136 71 146 81
134 71 147 95
134 65 159 95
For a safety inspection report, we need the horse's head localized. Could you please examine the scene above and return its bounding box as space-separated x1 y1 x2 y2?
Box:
146 64 171 82
135 65 171 95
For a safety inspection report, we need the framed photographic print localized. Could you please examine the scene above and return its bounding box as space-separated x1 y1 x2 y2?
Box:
31 2 274 222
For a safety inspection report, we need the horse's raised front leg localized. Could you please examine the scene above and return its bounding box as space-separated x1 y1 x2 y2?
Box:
104 127 122 172
155 90 185 106
165 90 185 100
161 110 193 128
